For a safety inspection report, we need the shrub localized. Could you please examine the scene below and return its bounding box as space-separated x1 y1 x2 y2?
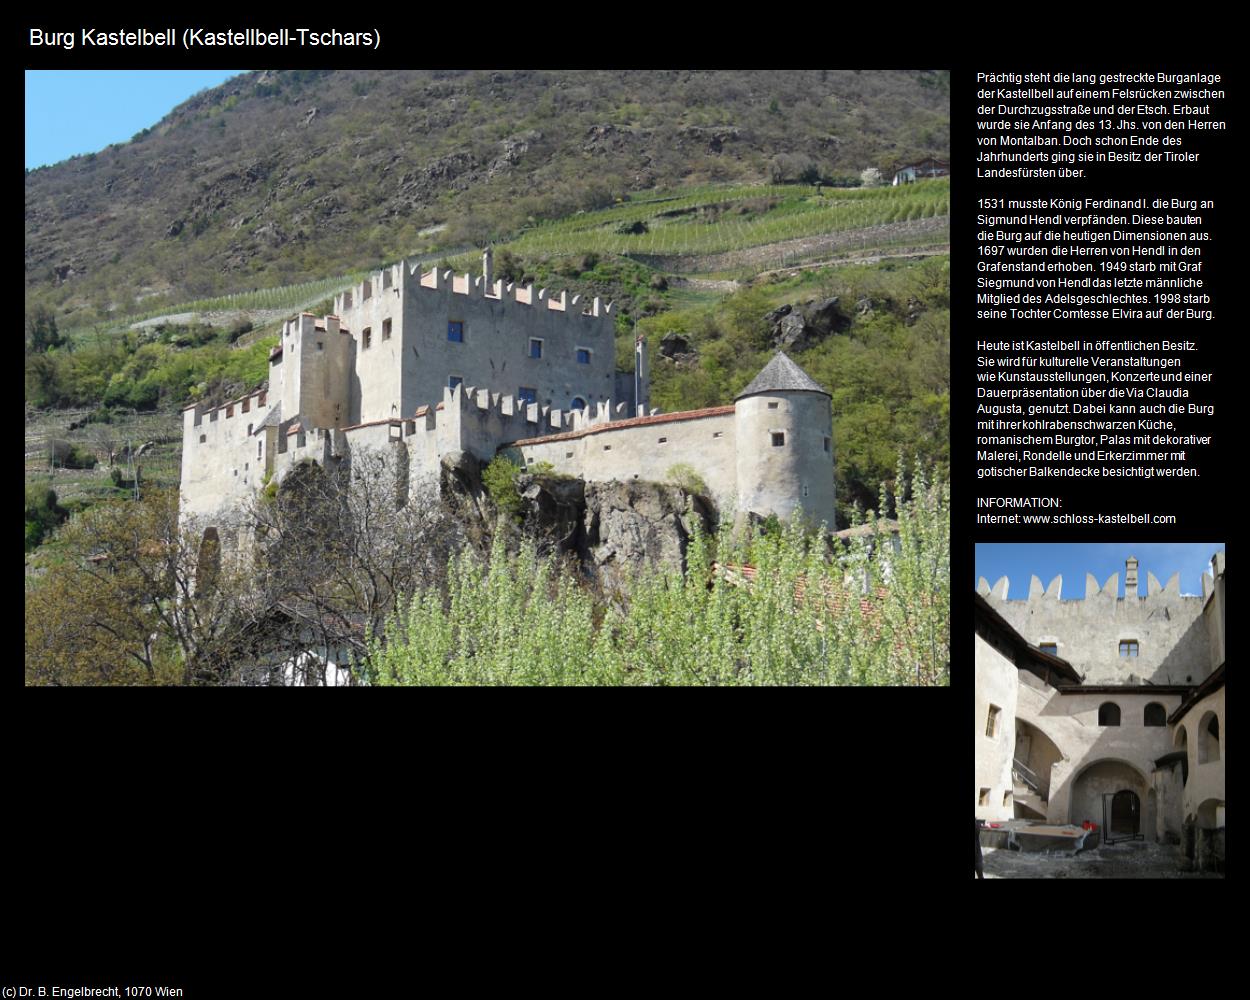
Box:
666 463 708 496
66 446 98 469
483 456 523 518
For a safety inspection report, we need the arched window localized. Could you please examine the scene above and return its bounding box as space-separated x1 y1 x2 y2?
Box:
1198 711 1220 763
1144 703 1167 727
1098 702 1121 726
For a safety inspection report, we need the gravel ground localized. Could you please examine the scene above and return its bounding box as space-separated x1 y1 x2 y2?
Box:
978 841 1223 879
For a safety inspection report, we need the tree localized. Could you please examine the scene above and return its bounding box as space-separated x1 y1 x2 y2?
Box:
244 448 465 680
26 305 65 354
860 166 884 188
25 490 263 685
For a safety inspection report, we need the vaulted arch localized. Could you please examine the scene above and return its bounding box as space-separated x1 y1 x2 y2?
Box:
1069 758 1150 836
1197 711 1220 764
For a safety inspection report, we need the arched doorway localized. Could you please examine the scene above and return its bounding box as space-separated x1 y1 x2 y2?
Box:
1197 711 1220 763
1104 789 1141 842
1069 759 1148 834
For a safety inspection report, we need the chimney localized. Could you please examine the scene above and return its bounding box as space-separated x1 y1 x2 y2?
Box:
482 246 493 287
1126 556 1139 598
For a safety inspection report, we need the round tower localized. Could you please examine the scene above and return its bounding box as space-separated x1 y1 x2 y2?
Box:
734 352 834 526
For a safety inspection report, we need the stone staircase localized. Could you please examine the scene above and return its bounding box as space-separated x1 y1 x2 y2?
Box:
1013 758 1048 819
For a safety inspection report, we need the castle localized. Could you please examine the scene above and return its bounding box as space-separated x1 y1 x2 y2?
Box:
180 249 836 537
974 552 1226 871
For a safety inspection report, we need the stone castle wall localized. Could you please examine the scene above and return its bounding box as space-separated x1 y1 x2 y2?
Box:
978 568 1213 685
180 256 835 533
336 260 620 427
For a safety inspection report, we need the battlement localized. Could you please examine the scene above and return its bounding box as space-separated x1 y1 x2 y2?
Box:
977 571 1192 603
183 385 270 427
333 255 614 321
977 554 1219 604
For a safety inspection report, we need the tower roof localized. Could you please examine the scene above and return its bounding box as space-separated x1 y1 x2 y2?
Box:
736 352 830 400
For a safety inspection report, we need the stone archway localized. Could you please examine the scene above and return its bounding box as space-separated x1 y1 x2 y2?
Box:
1069 759 1149 836
1197 711 1220 763
1109 789 1141 839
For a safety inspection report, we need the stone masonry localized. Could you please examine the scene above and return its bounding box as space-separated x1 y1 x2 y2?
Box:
180 250 836 535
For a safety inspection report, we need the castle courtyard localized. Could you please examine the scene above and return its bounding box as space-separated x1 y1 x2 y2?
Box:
979 841 1223 879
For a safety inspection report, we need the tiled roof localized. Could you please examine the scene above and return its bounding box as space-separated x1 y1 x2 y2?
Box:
736 352 829 399
509 406 734 448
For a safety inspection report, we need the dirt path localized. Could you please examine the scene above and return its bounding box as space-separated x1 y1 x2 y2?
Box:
628 215 949 274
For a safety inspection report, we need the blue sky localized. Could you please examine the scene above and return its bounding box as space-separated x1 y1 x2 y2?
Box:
25 70 247 169
975 543 1223 598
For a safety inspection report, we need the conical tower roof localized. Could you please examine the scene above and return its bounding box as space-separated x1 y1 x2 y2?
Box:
735 352 830 400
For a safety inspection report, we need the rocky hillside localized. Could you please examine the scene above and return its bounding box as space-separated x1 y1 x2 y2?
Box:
25 70 949 321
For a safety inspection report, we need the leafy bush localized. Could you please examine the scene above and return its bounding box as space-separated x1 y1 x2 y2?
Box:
666 463 708 496
482 456 522 518
367 462 949 685
24 486 67 551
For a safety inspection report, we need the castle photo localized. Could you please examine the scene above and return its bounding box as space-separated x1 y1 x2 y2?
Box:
975 544 1226 876
181 249 835 538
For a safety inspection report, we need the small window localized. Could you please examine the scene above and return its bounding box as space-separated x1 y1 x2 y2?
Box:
658 437 667 444
382 318 392 340
529 338 543 359
1003 791 1012 807
258 440 263 459
317 341 324 351
244 463 249 471
247 423 253 436
1119 640 1139 657
226 405 234 418
985 704 1001 739
576 348 591 364
802 484 810 498
767 401 779 410
712 431 723 439
518 387 537 405
449 376 463 390
199 434 206 444
1144 703 1167 727
363 327 372 350
448 321 464 343
1098 702 1121 726
565 451 573 459
603 444 612 451
978 788 990 807
242 398 250 413
570 397 587 411
824 436 831 453
1039 642 1058 656
771 432 785 447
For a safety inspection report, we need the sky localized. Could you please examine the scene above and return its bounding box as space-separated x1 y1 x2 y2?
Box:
25 70 247 169
975 543 1223 599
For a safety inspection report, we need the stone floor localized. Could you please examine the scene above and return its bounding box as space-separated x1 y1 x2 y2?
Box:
977 840 1223 878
